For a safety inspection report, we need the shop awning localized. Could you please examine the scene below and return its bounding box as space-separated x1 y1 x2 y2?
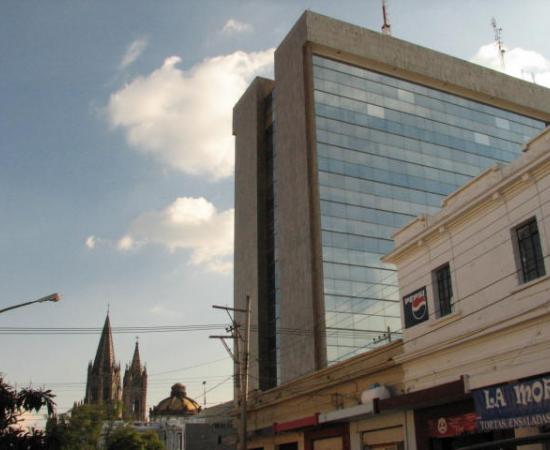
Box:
456 432 550 450
273 414 319 433
378 378 467 412
318 402 375 424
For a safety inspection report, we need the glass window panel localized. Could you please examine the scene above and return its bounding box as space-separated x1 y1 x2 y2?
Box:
312 55 545 364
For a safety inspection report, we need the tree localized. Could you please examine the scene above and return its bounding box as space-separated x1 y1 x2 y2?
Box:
0 375 56 450
106 426 164 450
139 431 164 450
47 404 105 450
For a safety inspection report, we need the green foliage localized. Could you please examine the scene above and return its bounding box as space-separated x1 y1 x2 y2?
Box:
0 375 56 449
106 426 164 450
52 404 105 450
139 431 165 450
45 403 164 450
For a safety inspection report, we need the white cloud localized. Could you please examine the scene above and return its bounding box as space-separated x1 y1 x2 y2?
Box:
117 197 234 273
117 235 135 251
85 235 97 249
221 19 253 34
150 304 182 318
471 43 550 88
120 37 148 70
107 49 274 180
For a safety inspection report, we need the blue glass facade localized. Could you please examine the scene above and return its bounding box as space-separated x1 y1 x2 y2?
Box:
312 55 546 364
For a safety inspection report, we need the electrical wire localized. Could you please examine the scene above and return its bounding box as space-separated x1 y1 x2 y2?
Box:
0 324 226 335
278 185 550 363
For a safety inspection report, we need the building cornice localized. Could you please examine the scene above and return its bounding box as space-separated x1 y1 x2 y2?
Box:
247 340 403 412
295 11 550 121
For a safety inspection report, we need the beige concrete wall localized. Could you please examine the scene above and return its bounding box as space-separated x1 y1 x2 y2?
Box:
385 130 550 393
274 14 324 383
233 77 275 393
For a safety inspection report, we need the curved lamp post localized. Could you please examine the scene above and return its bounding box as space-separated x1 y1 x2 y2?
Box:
0 293 61 315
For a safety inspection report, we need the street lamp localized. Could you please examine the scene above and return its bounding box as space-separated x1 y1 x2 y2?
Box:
0 293 61 315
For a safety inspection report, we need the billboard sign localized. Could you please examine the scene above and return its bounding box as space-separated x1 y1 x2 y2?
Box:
473 374 550 430
403 287 428 328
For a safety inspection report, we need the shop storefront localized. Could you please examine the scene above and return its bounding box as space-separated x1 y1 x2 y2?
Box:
414 399 513 450
376 378 516 449
473 373 550 431
304 424 349 450
272 414 350 450
360 425 404 450
463 372 550 449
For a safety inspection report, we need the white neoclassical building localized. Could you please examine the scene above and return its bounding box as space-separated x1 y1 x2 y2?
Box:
382 127 550 449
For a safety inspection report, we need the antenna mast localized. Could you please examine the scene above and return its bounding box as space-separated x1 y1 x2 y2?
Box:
491 17 505 70
381 0 391 35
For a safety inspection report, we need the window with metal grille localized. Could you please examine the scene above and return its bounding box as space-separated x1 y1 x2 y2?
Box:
516 218 545 283
435 264 453 317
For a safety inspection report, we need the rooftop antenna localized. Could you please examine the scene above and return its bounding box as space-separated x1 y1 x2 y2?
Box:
381 0 391 35
491 17 505 71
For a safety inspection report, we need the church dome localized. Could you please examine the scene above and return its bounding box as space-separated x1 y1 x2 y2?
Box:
150 383 201 418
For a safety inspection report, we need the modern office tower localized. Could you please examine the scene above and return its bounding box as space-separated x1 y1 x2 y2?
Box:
233 11 550 390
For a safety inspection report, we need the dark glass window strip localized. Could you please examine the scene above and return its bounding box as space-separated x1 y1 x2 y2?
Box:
435 264 453 317
516 218 546 283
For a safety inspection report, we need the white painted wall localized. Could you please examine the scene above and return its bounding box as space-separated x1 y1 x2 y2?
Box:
387 129 550 394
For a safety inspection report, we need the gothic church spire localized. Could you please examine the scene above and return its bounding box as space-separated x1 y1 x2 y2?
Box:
130 340 141 371
93 313 116 371
84 313 122 410
123 339 147 421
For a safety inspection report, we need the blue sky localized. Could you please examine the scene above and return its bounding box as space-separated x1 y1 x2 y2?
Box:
1 0 549 424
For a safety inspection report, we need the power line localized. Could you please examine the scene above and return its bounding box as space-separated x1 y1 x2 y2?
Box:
337 243 550 363
253 179 549 379
32 375 233 389
148 356 231 376
0 324 226 335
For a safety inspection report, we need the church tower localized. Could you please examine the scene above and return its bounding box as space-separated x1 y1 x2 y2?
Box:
84 314 122 410
122 341 147 421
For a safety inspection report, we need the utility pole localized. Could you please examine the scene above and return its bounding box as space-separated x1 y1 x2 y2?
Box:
210 296 251 450
241 296 251 450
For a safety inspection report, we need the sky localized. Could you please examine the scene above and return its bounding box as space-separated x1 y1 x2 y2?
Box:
1 0 549 427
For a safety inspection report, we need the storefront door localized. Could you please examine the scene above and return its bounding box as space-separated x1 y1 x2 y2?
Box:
362 425 404 450
305 424 349 450
312 436 344 450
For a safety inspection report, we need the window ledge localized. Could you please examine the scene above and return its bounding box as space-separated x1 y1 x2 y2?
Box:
510 274 550 295
428 310 461 329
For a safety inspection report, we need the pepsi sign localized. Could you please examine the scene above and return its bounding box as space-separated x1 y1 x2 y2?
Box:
403 287 428 328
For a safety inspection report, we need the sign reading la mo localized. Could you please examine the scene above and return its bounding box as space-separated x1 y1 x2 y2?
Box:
473 374 550 430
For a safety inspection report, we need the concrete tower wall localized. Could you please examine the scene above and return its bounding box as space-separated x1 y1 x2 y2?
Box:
234 10 550 388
